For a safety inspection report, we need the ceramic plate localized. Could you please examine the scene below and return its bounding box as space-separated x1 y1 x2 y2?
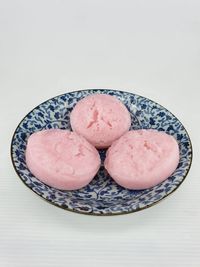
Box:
11 89 192 215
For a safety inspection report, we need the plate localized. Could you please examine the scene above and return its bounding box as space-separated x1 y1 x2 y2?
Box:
11 89 192 215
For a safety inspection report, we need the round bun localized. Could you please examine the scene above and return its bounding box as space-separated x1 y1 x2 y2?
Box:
70 94 131 148
26 129 101 190
105 129 179 189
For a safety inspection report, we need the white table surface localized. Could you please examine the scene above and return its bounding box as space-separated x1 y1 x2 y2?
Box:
0 0 200 266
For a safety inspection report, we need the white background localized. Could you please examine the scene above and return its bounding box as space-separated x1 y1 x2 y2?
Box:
0 0 200 266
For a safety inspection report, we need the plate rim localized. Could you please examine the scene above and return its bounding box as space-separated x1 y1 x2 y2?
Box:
10 88 193 216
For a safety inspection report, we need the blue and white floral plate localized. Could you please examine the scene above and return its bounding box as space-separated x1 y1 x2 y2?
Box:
11 89 192 215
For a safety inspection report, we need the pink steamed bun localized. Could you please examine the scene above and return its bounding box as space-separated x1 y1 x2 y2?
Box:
26 129 100 190
105 129 180 190
70 94 131 148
